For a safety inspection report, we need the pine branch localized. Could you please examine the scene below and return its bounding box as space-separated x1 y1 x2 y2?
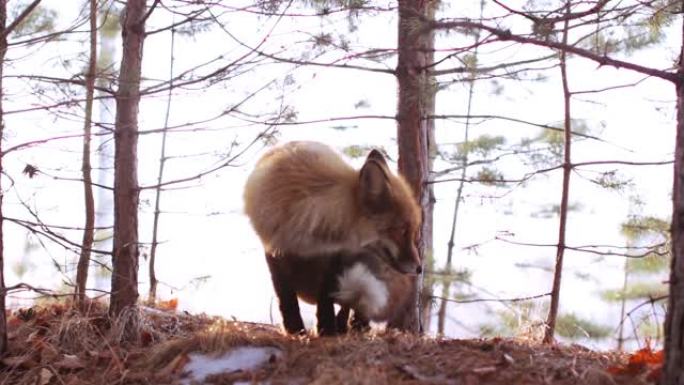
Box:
427 19 678 83
2 0 41 38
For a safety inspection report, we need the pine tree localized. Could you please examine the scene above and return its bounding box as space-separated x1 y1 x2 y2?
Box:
109 0 149 319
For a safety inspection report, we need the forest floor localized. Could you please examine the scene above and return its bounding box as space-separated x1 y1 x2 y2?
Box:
0 301 661 385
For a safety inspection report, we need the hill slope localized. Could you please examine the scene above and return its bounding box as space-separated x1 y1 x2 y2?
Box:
0 302 654 385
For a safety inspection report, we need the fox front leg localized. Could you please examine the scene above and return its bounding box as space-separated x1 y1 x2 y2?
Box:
336 306 350 334
317 261 342 336
350 311 370 332
265 252 305 334
316 291 337 336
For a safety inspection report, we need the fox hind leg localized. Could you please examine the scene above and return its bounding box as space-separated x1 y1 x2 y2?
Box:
265 252 305 334
317 257 344 336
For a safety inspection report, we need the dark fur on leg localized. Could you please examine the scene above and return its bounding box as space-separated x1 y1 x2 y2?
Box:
316 291 337 336
316 257 342 336
336 306 350 334
265 252 305 334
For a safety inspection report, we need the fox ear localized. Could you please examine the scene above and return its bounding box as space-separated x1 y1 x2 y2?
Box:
365 149 388 167
359 159 392 213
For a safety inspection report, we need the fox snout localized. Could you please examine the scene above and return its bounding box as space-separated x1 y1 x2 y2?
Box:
396 258 422 275
396 244 422 275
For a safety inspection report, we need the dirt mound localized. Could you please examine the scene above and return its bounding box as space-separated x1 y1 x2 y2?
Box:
0 301 653 385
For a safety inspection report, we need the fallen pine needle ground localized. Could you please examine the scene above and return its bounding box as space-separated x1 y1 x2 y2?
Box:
0 301 658 385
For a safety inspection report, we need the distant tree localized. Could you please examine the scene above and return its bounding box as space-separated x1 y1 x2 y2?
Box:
0 0 9 357
75 0 98 307
109 0 149 318
0 0 51 356
543 1 573 344
148 17 176 304
93 0 119 292
424 0 679 343
480 302 611 342
436 0 484 335
600 214 670 350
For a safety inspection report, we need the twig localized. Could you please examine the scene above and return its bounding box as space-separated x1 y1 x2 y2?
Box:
432 292 551 304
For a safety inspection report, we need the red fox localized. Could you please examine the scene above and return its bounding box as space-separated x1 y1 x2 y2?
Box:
243 141 422 334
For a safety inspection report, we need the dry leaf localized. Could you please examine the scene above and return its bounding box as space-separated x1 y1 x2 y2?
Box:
1 355 37 368
472 366 497 374
157 298 179 311
7 316 23 329
38 368 53 385
64 377 91 385
22 164 39 178
647 365 662 383
607 345 663 378
141 330 153 347
54 354 86 370
27 330 41 342
157 353 190 378
501 353 515 365
38 341 60 363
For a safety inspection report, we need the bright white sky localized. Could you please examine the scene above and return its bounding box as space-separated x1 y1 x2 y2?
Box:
1 0 678 351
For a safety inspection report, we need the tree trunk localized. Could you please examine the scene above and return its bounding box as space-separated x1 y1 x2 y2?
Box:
76 0 98 306
110 0 146 317
419 0 437 332
437 65 475 336
663 7 684 383
94 5 119 291
393 0 433 333
543 2 572 344
616 257 629 351
0 0 7 356
436 0 485 335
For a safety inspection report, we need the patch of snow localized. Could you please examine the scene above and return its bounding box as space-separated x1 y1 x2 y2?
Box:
182 346 282 384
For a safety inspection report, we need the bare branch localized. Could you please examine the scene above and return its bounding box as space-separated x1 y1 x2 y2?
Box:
432 292 551 304
141 0 160 24
496 236 668 258
491 0 611 24
209 8 395 75
430 54 556 76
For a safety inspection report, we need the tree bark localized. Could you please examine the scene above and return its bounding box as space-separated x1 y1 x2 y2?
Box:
110 0 146 317
94 5 119 292
0 0 8 356
76 0 98 307
663 5 684 383
543 2 572 344
419 0 437 332
394 0 434 333
616 257 629 351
